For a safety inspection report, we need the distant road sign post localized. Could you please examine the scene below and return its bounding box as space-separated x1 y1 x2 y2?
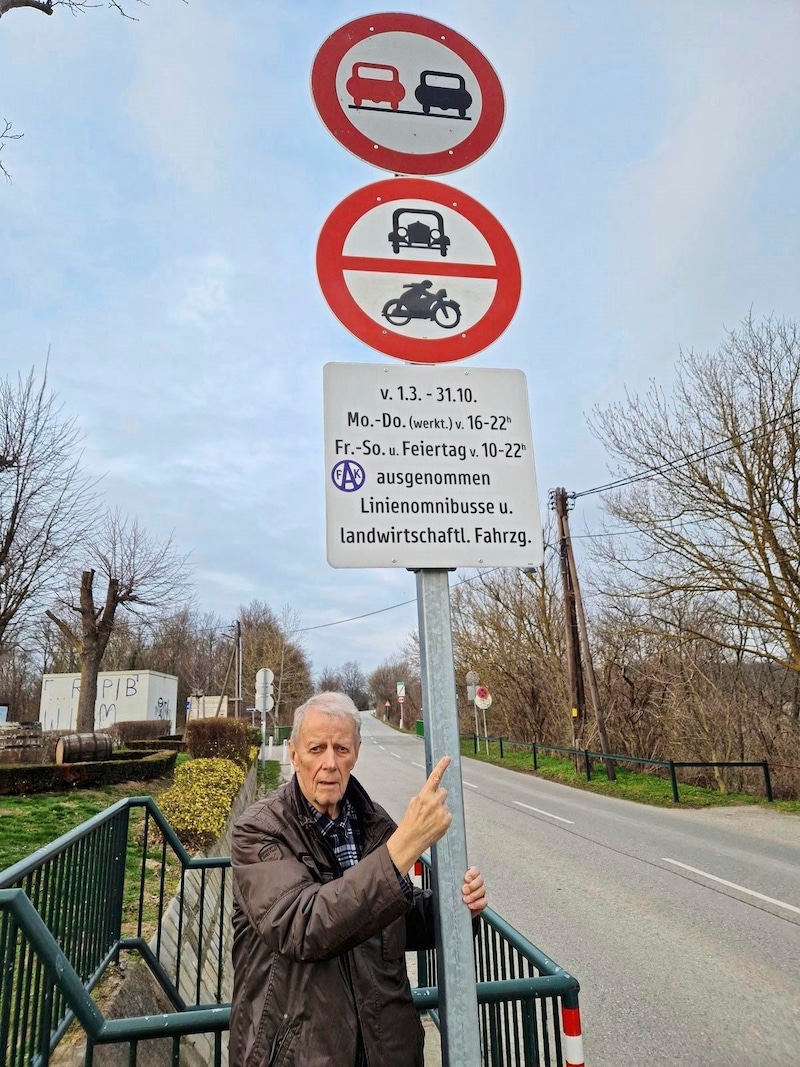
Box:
316 177 520 364
475 685 492 753
312 13 505 175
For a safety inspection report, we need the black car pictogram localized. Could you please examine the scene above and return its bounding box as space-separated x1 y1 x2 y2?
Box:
415 71 473 118
388 209 451 256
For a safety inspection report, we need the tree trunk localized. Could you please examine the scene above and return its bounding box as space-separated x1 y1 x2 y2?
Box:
76 648 104 733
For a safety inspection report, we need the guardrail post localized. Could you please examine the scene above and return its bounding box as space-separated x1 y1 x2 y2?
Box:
499 737 504 759
762 761 773 802
473 734 478 755
532 743 538 770
669 761 679 803
583 750 591 781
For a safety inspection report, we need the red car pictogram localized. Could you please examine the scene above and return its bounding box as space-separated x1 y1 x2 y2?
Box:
346 62 406 110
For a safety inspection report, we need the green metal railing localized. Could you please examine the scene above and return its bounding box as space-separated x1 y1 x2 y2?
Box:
414 856 581 1066
1 798 583 1065
465 734 774 803
0 797 231 1066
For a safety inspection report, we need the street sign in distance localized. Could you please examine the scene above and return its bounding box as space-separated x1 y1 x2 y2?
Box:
316 178 521 364
398 695 405 704
323 362 542 569
396 681 406 697
474 685 492 711
255 668 275 714
312 13 505 176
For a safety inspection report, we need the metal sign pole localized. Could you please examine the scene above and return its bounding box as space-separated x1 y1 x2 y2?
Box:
416 569 481 1067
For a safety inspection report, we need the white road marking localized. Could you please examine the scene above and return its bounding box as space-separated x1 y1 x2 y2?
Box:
412 762 426 770
463 781 478 789
662 859 800 916
391 752 402 760
378 745 385 750
514 801 574 825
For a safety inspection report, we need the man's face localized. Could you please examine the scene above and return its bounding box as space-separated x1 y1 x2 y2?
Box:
289 708 360 818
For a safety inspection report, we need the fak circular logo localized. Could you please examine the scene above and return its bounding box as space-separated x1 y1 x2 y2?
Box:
331 459 366 492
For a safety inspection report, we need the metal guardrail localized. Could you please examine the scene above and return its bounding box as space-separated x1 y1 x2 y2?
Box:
464 734 774 803
0 796 230 1066
1 798 584 1066
414 855 583 1067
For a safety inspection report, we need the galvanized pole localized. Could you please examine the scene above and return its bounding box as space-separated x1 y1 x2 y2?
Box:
416 569 482 1067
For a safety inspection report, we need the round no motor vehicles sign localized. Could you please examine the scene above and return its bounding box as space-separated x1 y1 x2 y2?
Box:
312 13 505 175
316 178 521 364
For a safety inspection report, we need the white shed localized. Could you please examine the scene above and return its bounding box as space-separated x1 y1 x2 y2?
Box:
39 670 178 734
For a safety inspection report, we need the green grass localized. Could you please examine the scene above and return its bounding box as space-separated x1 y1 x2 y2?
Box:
460 738 800 814
0 778 177 872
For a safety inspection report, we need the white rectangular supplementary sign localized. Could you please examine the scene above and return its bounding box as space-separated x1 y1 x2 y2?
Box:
323 363 543 569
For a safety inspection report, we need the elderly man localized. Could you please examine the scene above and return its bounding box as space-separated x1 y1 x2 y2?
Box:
230 691 487 1067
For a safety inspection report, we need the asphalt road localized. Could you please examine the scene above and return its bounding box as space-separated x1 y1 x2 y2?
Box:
353 714 800 1066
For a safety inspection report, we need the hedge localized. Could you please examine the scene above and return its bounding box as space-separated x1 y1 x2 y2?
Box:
185 719 251 766
108 720 172 745
0 751 178 796
126 739 187 752
158 758 246 849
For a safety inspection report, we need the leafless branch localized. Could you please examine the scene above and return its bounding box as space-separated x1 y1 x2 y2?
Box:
0 120 23 182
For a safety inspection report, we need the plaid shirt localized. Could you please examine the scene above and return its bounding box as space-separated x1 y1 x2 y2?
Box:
307 797 413 898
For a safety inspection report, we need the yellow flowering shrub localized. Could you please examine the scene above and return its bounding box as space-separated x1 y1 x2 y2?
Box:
159 758 246 850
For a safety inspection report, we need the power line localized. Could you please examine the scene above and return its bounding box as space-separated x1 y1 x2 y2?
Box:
574 404 800 499
297 568 503 633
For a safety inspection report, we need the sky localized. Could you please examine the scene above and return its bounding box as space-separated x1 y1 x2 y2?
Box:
2 0 799 679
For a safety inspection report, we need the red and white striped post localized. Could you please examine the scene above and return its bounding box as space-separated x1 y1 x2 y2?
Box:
561 1001 585 1067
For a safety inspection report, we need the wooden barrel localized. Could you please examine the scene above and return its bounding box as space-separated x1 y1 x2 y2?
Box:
55 732 113 765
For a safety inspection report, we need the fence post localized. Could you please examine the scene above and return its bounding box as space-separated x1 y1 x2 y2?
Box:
499 737 504 760
584 750 591 781
762 761 773 802
532 744 538 770
473 734 478 755
669 761 679 803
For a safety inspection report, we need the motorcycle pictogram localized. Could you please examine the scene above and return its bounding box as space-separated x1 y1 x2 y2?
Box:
381 280 462 329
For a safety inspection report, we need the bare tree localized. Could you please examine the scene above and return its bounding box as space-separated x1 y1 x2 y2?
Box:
367 656 421 727
0 1 148 21
46 510 191 732
239 602 311 727
590 314 800 674
449 564 567 742
316 661 369 709
0 367 96 651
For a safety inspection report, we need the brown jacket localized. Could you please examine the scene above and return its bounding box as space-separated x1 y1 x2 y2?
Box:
230 775 434 1066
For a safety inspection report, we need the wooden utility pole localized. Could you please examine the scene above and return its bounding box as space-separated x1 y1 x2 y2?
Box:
552 488 585 749
561 500 616 781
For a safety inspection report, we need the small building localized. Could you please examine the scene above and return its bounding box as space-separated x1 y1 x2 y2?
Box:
186 695 229 721
39 670 178 734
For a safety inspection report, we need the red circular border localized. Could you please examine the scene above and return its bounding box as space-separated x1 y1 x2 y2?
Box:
316 178 521 364
311 13 505 176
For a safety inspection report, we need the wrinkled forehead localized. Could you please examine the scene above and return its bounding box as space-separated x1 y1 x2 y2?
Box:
298 709 359 748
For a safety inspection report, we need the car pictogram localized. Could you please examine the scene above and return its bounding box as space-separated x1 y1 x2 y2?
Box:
415 71 473 118
388 208 451 256
346 62 406 110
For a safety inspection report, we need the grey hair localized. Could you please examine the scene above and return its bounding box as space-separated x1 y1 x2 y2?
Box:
290 691 362 746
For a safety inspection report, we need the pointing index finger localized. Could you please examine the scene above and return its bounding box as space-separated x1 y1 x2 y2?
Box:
424 755 451 791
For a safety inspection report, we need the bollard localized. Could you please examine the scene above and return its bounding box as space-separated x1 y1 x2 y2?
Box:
268 737 274 760
282 739 289 764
